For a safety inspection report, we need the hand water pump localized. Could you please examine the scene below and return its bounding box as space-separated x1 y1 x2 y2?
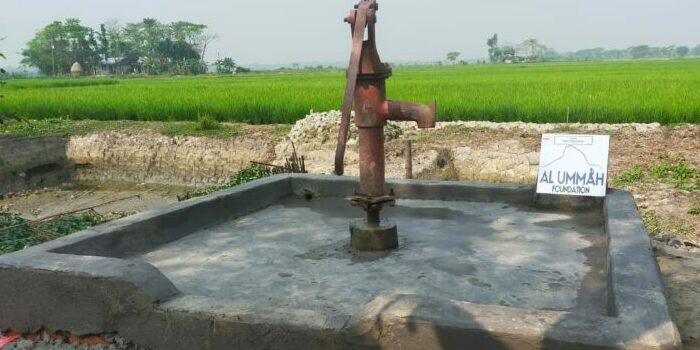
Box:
334 0 437 251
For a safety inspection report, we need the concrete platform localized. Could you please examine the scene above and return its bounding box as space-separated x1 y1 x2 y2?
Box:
0 175 681 349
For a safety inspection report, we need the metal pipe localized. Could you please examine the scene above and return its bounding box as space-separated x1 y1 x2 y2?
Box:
382 100 437 128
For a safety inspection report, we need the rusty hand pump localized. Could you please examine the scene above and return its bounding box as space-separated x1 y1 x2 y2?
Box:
335 0 436 251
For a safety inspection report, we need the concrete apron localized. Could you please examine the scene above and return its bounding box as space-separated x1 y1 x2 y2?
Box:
0 175 681 349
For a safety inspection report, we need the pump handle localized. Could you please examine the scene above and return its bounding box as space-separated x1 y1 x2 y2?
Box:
334 1 375 176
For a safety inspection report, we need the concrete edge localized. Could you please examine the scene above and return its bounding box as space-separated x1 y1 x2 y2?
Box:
290 174 602 209
604 189 683 349
0 252 178 334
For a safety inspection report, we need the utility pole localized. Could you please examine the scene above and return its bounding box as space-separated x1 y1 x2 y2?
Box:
51 43 56 77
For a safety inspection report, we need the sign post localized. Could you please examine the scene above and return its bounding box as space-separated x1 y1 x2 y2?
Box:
536 134 610 197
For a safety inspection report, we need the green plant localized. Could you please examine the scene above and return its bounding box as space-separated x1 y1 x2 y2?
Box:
614 165 644 186
228 163 271 187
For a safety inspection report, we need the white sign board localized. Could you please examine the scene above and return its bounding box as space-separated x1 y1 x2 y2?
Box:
536 134 610 197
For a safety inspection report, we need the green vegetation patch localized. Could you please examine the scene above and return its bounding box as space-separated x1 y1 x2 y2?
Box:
160 115 239 138
1 211 105 254
0 118 141 137
642 210 695 239
613 165 645 186
5 78 119 90
1 60 699 124
614 154 700 191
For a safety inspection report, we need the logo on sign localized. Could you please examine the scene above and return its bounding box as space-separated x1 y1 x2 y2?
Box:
536 134 610 197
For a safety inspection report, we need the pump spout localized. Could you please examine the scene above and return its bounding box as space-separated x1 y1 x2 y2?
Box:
382 100 436 128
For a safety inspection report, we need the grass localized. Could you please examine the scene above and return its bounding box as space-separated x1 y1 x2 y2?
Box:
1 60 699 124
0 117 241 138
0 118 142 137
5 78 119 90
161 115 239 138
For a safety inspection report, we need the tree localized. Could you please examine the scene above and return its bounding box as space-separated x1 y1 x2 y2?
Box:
501 46 515 57
676 46 689 58
693 45 700 56
197 33 218 60
487 34 500 63
446 51 460 64
24 18 217 76
215 57 236 74
629 45 650 59
98 24 109 65
21 19 100 75
519 38 547 61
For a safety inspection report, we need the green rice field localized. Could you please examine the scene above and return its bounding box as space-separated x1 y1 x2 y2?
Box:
1 59 699 124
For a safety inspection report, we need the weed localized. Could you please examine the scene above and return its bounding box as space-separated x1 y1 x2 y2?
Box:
614 165 644 186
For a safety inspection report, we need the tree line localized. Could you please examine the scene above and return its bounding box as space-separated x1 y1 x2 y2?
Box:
21 18 243 76
486 34 700 63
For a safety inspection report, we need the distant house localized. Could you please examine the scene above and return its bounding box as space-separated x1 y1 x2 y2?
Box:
99 57 131 75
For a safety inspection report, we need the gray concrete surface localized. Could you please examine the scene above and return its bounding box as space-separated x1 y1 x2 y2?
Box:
0 175 682 349
141 197 607 316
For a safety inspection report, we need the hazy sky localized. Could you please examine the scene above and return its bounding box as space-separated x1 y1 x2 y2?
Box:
1 0 699 68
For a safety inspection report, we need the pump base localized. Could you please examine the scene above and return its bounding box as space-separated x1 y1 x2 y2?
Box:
350 219 398 251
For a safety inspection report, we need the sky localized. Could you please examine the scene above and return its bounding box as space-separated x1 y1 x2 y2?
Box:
1 0 699 69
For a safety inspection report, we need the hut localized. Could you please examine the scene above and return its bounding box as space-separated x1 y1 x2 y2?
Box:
70 62 83 77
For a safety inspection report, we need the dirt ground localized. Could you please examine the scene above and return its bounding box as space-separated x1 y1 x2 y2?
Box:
1 123 699 349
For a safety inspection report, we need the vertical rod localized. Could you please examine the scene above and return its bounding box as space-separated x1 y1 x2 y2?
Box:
367 207 380 225
404 140 413 179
